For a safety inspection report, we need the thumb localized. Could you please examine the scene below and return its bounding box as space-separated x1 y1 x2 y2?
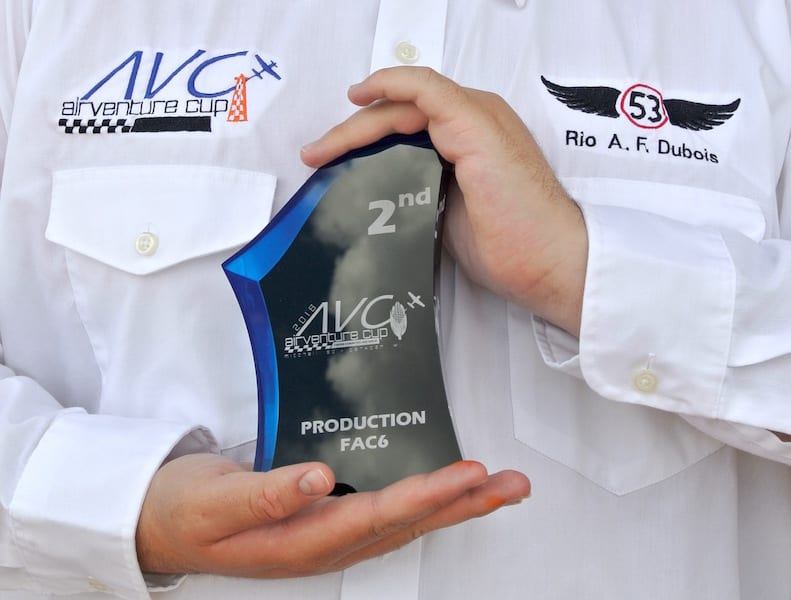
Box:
203 462 336 536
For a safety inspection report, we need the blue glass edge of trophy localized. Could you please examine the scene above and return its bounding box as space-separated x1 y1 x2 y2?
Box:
222 131 450 478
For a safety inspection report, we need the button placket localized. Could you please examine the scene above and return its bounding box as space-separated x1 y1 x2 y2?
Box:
369 0 448 73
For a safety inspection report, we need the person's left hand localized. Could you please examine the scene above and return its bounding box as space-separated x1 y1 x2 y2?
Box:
301 67 587 336
136 454 530 578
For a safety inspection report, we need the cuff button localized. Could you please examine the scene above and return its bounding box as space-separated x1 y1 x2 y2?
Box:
633 369 658 393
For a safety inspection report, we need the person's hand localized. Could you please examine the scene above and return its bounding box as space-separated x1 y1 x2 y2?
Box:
301 67 587 336
136 453 530 578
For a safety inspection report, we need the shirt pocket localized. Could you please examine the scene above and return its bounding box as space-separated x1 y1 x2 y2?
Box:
508 176 766 496
45 165 275 450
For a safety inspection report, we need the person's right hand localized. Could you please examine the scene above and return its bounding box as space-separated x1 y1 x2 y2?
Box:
301 67 588 337
136 453 531 578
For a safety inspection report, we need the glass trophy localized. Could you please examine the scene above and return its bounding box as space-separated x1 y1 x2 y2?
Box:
223 132 461 493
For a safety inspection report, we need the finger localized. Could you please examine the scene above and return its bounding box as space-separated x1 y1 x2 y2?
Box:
199 462 335 536
325 461 492 542
346 68 514 169
301 67 466 168
223 461 494 573
301 99 427 168
335 469 531 569
348 66 470 123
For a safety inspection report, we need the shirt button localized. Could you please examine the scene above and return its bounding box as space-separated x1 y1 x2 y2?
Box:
88 578 114 593
633 369 658 393
394 41 420 64
135 232 159 256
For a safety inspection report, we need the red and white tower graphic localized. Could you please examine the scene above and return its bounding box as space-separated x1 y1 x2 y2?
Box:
227 74 249 123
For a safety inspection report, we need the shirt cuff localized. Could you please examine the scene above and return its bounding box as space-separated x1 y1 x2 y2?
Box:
576 202 734 419
8 411 217 599
532 315 583 378
682 414 791 464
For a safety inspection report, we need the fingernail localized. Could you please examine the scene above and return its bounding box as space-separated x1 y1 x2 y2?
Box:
299 469 331 496
300 141 317 155
348 83 361 93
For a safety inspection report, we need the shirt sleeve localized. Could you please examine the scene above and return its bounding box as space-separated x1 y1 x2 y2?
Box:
533 133 791 465
0 0 32 182
0 356 219 598
0 5 218 598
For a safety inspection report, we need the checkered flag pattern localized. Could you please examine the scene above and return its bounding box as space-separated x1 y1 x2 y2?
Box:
227 74 248 123
284 340 334 354
59 118 132 134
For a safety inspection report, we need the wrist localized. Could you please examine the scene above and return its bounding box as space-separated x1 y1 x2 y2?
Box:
506 192 587 337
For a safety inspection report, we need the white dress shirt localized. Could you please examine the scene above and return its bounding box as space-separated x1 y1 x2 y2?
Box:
2 1 791 598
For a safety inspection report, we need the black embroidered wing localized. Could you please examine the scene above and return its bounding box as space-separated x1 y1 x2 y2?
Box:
662 98 741 131
541 76 621 118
